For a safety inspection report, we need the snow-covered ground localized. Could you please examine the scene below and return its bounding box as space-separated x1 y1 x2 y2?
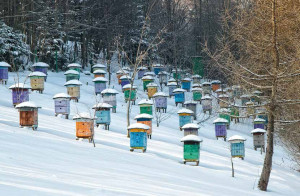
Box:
0 70 299 196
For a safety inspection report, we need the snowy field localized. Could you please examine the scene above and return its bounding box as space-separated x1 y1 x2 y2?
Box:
0 70 299 196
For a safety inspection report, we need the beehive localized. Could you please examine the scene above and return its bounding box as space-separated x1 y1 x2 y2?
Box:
28 71 46 93
173 88 186 106
16 101 40 130
0 62 10 84
128 123 149 152
67 63 82 73
122 84 137 104
181 78 192 92
73 113 94 143
134 114 153 139
32 62 49 81
230 106 240 123
201 82 212 95
138 99 153 115
153 92 168 113
232 85 242 98
92 63 106 72
101 88 119 113
64 80 82 102
172 69 181 80
219 108 231 129
245 101 255 117
137 67 147 79
177 109 194 130
64 70 80 82
93 69 106 78
158 71 168 85
116 70 129 84
192 87 202 103
153 64 164 75
167 81 178 97
142 75 154 91
144 71 156 77
241 94 251 106
181 135 203 166
211 80 221 92
53 93 71 119
219 94 230 108
146 82 158 99
9 83 31 106
184 101 197 120
192 74 201 84
120 75 131 88
201 94 212 115
213 118 228 141
251 128 266 152
253 118 266 129
182 123 199 136
228 135 246 160
92 77 108 95
93 102 112 130
251 90 262 104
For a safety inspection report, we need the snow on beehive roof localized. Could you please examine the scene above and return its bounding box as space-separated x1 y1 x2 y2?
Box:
138 99 153 105
146 82 158 87
92 102 113 109
184 100 197 105
116 70 129 74
158 71 168 75
167 82 177 86
182 123 199 129
9 83 31 89
201 95 212 100
213 118 229 124
219 108 230 113
92 77 108 82
92 63 106 68
251 128 267 134
181 135 202 142
191 87 202 92
216 88 226 93
168 78 176 82
182 78 192 81
211 80 221 84
246 101 254 105
153 92 168 97
15 101 39 108
254 118 266 122
228 135 246 142
64 70 79 75
173 88 186 93
120 75 131 80
53 93 71 99
134 113 153 119
153 63 164 67
241 94 252 98
101 88 119 94
137 66 147 70
67 63 82 68
93 69 107 74
177 108 194 114
127 123 149 130
28 71 47 77
142 75 154 80
73 112 94 120
122 84 137 89
172 69 182 72
64 80 82 86
202 81 211 85
32 62 49 67
144 72 156 76
192 83 201 87
192 74 201 78
0 62 11 67
252 90 262 94
219 94 229 98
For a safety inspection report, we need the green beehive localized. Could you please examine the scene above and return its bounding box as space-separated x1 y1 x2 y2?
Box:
192 87 202 102
122 84 137 105
172 69 182 80
142 75 154 91
181 135 203 166
138 99 153 115
64 70 80 82
67 63 82 73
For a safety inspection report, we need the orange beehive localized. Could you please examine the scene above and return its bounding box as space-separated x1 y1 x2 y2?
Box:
73 113 95 145
211 80 221 92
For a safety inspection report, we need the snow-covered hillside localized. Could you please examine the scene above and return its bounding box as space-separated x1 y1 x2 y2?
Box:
0 70 299 196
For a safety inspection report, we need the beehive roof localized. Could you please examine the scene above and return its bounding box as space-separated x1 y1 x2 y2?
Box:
120 75 131 80
213 118 229 124
127 123 150 130
173 88 186 93
219 108 230 113
15 101 40 108
116 70 129 74
153 63 164 67
122 84 137 89
92 102 113 109
137 66 148 70
158 71 168 75
134 113 153 119
167 82 178 86
67 63 82 68
146 82 158 87
32 62 50 67
64 80 82 86
93 69 107 74
219 94 229 98
64 70 80 75
216 88 226 92
211 80 221 84
182 123 199 129
138 99 153 105
252 90 262 94
92 77 108 82
191 87 202 92
201 95 212 100
192 83 201 88
142 75 154 80
181 135 203 142
73 112 94 120
202 81 211 85
228 135 246 142
153 92 168 97
168 78 176 82
53 93 71 99
177 108 194 114
254 118 266 122
0 62 11 67
101 88 119 94
251 128 267 134
192 74 201 78
92 63 106 68
9 83 31 89
28 71 47 77
144 72 156 76
184 100 197 105
182 78 192 81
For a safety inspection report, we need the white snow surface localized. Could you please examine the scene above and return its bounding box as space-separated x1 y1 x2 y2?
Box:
134 113 153 119
67 63 82 68
181 135 203 142
64 80 83 86
64 70 79 75
15 101 39 108
122 84 137 89
92 103 113 109
32 62 50 67
93 70 107 74
181 123 199 129
213 118 229 124
146 82 158 87
0 61 11 67
53 93 71 99
127 123 149 130
92 77 108 82
9 82 31 89
0 70 299 196
92 63 106 68
28 72 47 77
228 135 247 142
152 92 168 97
101 88 119 94
177 108 194 114
251 129 267 134
138 99 153 105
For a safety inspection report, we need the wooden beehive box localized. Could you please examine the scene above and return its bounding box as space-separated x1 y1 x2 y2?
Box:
184 101 197 120
192 74 201 84
123 84 137 104
138 99 153 115
228 135 246 160
128 123 149 152
201 82 212 95
213 118 228 140
211 80 221 92
73 113 94 142
177 109 194 129
251 128 266 151
182 123 199 136
158 71 168 85
142 75 154 91
53 93 71 119
181 135 202 165
0 62 10 84
120 75 131 88
146 83 158 99
93 77 108 95
16 101 40 130
153 92 168 112
92 63 106 72
219 94 230 108
93 102 112 130
173 88 186 106
201 95 212 114
64 70 80 82
137 67 147 79
181 78 192 92
67 63 82 73
101 89 119 113
167 82 178 97
192 87 202 102
64 80 82 102
29 72 46 93
32 62 49 81
9 83 31 106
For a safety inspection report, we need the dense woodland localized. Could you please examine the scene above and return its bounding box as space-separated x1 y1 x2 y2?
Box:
0 0 299 192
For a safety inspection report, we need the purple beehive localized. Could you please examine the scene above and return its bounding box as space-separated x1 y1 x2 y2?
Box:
153 92 168 113
93 77 108 95
213 118 228 140
9 83 31 106
32 62 49 81
120 75 131 88
53 93 71 119
0 62 10 84
254 118 266 129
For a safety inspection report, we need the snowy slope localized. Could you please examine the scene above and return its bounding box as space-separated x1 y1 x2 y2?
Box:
0 71 299 196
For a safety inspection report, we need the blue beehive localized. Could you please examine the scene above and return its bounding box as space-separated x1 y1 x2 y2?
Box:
120 75 131 89
137 67 147 79
0 62 10 84
153 92 168 113
93 77 108 95
93 102 112 130
177 109 194 130
128 123 149 153
153 64 164 75
181 78 192 92
32 62 49 81
257 110 268 124
173 88 186 106
228 135 246 160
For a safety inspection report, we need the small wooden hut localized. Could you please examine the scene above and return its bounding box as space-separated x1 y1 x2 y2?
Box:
9 83 31 106
128 123 149 152
173 88 186 106
53 93 71 119
228 135 246 160
177 108 194 130
16 101 40 130
134 114 153 139
153 92 168 113
146 82 158 99
213 118 228 141
93 102 112 130
251 128 266 152
181 135 203 166
92 77 108 95
101 88 119 113
73 113 95 144
64 80 82 102
0 62 10 84
138 99 153 115
64 70 80 82
122 84 137 104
